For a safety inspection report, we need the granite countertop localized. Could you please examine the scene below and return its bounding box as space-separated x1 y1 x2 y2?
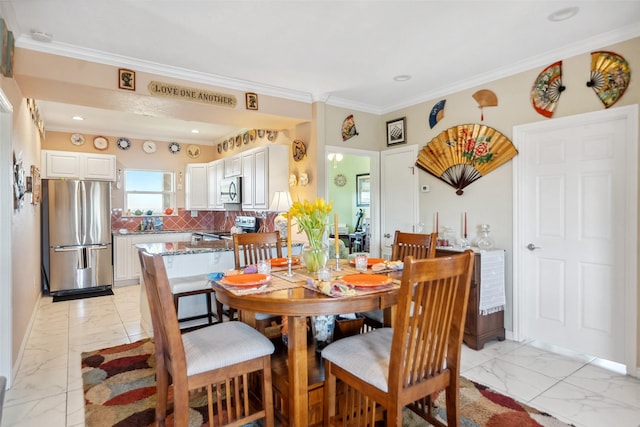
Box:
136 240 304 256
136 240 235 255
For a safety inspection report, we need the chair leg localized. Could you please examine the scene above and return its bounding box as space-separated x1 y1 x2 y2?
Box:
155 359 169 427
445 379 460 427
386 402 402 427
323 360 337 426
262 356 275 427
205 292 213 325
173 384 190 427
216 300 225 323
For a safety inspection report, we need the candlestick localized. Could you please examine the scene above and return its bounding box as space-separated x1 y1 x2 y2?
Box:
287 215 292 257
334 213 339 256
464 212 467 238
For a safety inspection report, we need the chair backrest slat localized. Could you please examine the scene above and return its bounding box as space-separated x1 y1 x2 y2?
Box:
389 252 474 397
391 231 437 262
233 232 282 269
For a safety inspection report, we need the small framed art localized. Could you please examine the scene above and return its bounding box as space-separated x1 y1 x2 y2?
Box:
356 173 370 207
118 68 136 91
245 92 258 110
386 117 406 146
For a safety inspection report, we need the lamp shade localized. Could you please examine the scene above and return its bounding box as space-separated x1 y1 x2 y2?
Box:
269 191 293 212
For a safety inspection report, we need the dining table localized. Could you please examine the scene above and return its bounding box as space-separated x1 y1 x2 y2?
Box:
211 258 402 427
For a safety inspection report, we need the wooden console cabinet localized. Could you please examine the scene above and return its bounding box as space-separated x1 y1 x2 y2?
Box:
437 249 506 350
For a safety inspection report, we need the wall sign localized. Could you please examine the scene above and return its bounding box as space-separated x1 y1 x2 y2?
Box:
148 81 237 108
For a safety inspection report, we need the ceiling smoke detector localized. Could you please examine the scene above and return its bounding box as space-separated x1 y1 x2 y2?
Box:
31 31 53 43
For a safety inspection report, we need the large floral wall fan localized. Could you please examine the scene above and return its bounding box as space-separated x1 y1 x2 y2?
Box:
531 61 566 118
416 124 518 195
586 51 630 108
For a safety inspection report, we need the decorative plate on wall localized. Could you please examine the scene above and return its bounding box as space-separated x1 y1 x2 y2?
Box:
168 142 181 154
334 173 347 187
186 144 200 159
116 137 131 150
217 143 222 154
93 136 108 150
292 139 306 161
70 133 85 146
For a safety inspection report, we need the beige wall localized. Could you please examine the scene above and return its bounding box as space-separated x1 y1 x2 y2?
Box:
324 37 640 363
2 75 43 369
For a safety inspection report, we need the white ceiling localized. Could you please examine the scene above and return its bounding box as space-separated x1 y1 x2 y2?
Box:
4 1 640 144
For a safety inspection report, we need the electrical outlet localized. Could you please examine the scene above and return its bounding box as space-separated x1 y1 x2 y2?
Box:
191 210 198 217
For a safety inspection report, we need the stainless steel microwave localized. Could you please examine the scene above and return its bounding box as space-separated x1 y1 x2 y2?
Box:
219 177 241 203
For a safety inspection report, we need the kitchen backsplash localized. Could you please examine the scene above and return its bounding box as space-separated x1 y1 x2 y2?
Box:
111 209 277 233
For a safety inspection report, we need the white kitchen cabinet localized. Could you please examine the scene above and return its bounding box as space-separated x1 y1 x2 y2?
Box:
185 163 208 210
206 160 225 210
241 145 288 210
41 150 116 181
224 155 242 177
113 232 191 285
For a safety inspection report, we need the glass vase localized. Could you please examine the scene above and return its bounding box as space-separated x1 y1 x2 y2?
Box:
476 224 495 250
302 243 329 273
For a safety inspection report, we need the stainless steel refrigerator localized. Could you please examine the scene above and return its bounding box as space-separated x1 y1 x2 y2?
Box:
42 179 113 295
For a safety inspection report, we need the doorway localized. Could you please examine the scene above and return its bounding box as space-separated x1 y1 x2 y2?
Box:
325 145 380 257
513 105 638 374
0 89 13 385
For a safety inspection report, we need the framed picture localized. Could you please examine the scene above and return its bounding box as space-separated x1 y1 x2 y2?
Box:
245 92 258 110
386 117 406 146
118 68 135 91
30 165 41 205
356 173 370 207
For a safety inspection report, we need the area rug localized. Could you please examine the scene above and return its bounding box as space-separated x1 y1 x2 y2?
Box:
82 339 573 427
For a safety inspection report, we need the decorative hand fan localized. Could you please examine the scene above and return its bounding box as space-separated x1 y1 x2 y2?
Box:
429 99 446 129
472 89 498 121
531 61 566 118
416 124 517 195
586 51 630 108
341 114 359 141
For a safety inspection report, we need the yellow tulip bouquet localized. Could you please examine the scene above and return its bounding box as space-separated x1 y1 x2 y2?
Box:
288 197 333 272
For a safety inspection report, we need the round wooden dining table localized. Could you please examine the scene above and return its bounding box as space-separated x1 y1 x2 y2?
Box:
212 269 401 427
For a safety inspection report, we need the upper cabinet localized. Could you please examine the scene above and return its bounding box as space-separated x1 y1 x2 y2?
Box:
241 145 288 210
41 150 116 181
207 160 225 210
224 156 242 177
185 163 208 210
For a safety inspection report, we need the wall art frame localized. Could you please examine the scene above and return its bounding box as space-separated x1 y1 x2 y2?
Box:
245 92 258 110
386 117 406 146
118 68 136 91
356 173 370 207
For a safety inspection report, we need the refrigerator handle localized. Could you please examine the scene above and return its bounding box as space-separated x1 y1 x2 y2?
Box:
53 245 109 252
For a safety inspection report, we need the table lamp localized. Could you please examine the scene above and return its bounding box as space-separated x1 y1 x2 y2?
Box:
269 191 293 239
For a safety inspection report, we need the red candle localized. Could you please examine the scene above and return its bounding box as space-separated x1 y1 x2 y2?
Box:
435 212 439 233
464 212 467 237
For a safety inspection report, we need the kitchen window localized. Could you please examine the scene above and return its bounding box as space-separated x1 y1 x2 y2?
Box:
124 170 175 215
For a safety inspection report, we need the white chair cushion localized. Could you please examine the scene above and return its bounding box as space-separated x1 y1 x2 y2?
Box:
182 321 275 376
169 275 210 294
321 328 393 392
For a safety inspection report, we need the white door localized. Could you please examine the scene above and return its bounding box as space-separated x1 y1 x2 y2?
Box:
380 145 419 258
513 105 637 372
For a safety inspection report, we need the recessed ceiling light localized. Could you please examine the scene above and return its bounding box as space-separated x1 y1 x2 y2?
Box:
548 7 579 22
31 30 53 43
393 75 412 82
72 116 84 121
191 129 199 134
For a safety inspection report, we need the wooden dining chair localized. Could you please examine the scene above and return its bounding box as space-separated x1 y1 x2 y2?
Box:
232 232 282 336
138 250 275 427
322 251 474 427
362 231 437 328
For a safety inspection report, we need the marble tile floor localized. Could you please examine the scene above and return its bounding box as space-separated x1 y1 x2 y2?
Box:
2 284 640 427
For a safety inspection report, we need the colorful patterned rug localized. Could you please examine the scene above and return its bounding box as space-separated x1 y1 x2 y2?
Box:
81 339 573 427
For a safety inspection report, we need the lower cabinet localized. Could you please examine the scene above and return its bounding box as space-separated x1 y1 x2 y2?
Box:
113 233 191 285
437 248 506 350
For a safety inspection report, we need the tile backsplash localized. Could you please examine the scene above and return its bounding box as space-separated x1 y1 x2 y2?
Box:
111 209 277 233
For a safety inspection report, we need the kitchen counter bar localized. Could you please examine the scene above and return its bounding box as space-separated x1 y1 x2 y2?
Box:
113 229 227 236
136 239 235 256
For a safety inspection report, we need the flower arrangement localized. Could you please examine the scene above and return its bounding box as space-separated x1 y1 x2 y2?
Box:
288 197 333 272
